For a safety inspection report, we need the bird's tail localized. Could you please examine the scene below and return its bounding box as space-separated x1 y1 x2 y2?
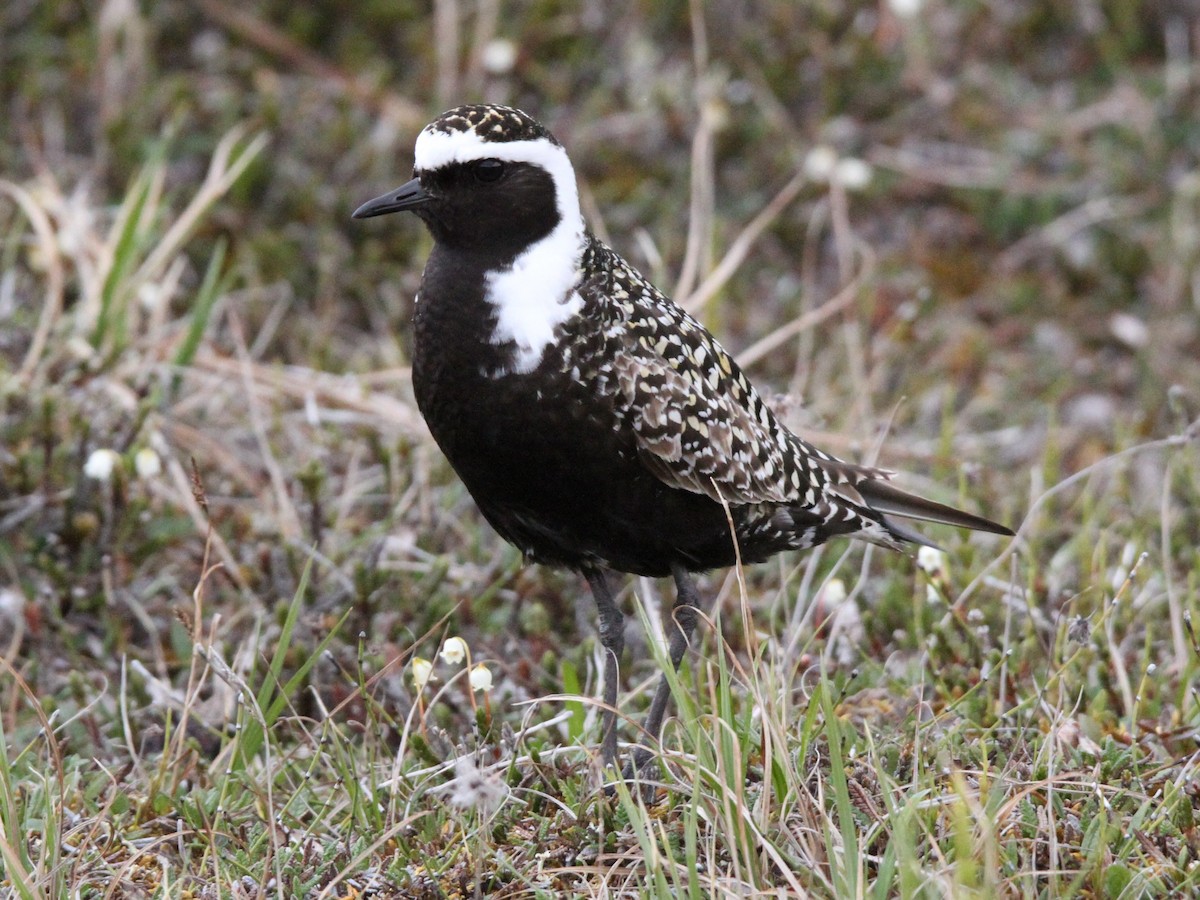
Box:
855 476 1014 547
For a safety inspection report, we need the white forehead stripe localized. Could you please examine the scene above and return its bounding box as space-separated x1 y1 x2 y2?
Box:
415 126 564 173
414 128 581 225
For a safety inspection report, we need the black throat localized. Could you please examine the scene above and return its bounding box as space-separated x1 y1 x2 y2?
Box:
412 245 509 376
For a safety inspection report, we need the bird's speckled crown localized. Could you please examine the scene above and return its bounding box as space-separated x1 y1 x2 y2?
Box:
425 104 561 147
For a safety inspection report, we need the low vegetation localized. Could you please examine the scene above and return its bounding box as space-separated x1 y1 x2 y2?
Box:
2 1 1199 896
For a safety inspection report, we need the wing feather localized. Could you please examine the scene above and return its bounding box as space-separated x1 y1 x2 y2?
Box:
591 268 810 506
568 238 1013 543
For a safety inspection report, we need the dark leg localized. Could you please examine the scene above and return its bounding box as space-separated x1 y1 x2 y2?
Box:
583 567 623 770
629 564 703 774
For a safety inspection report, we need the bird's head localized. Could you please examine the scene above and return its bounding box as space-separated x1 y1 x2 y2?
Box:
353 105 582 259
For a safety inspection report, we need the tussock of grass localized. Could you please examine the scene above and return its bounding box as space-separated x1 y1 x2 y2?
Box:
3 1 1200 896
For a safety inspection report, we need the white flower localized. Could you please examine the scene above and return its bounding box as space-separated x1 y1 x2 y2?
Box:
468 664 493 693
410 657 436 691
804 145 838 181
805 147 872 192
138 281 166 312
818 578 847 607
66 337 95 361
917 545 947 575
834 158 873 191
84 449 122 482
0 587 25 625
134 447 162 479
1109 312 1148 349
830 597 864 666
439 636 469 666
480 38 517 75
888 0 924 17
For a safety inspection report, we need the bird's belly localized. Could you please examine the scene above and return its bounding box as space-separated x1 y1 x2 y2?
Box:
414 368 736 575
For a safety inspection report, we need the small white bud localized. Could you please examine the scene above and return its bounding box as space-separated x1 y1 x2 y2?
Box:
84 449 122 482
134 447 162 479
66 337 95 361
834 158 873 191
0 587 25 625
138 281 166 312
480 38 517 75
888 0 924 17
917 545 947 575
410 657 436 691
439 636 469 666
1109 313 1148 350
469 664 493 693
819 578 847 606
804 145 838 181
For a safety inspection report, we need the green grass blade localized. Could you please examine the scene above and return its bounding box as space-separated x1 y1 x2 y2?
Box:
819 676 861 899
560 658 584 742
171 236 229 394
94 164 159 353
0 714 36 900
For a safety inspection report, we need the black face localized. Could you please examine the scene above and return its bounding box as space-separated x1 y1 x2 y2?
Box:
413 158 560 260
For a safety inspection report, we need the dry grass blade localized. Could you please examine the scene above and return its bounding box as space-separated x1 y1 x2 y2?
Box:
464 0 502 94
189 350 428 436
682 168 809 316
673 0 716 302
226 309 303 541
957 418 1199 606
997 193 1155 274
735 234 872 370
130 126 267 292
2 180 65 382
159 449 252 593
433 0 460 108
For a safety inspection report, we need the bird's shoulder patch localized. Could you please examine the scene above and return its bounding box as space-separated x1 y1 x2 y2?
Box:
594 277 798 504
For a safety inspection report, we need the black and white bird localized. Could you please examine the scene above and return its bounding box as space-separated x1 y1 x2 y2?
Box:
354 104 1012 773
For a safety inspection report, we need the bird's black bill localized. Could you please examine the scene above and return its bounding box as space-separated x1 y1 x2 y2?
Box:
352 178 430 219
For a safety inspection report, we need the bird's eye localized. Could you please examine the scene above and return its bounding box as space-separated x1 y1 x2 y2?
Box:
473 159 505 182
